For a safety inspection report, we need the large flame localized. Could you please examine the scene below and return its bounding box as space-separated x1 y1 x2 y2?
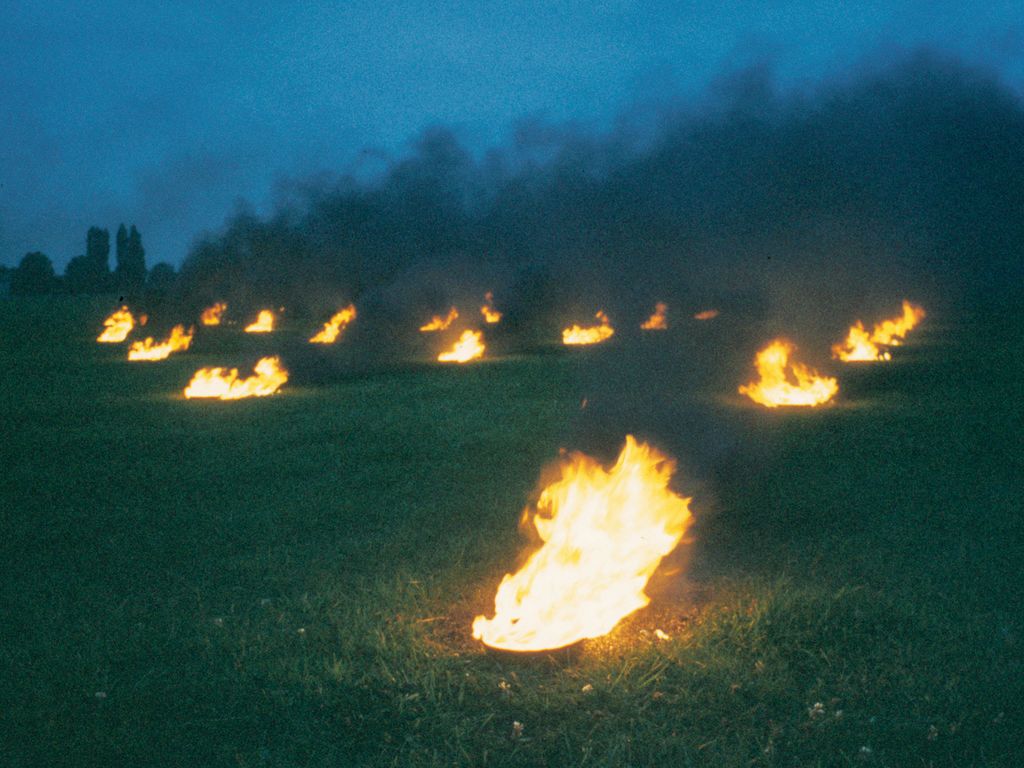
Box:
472 436 692 652
244 310 275 333
419 307 459 332
309 304 357 344
833 301 926 362
640 302 668 330
127 325 194 361
562 311 615 346
480 292 502 324
184 356 288 400
438 329 485 363
694 309 719 321
739 339 838 407
97 307 135 343
200 302 227 326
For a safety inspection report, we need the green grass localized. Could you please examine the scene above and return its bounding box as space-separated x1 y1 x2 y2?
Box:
1 297 1021 766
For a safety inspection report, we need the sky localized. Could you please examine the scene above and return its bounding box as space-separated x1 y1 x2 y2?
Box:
2 1 1023 269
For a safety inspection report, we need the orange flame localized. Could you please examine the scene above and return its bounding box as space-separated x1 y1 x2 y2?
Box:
127 325 194 361
833 301 926 362
438 329 485 363
694 309 719 321
472 436 693 652
309 304 357 344
480 292 502 324
641 302 668 330
183 356 288 400
244 310 275 333
419 307 459 332
97 307 135 343
562 311 615 346
739 339 838 408
200 302 227 326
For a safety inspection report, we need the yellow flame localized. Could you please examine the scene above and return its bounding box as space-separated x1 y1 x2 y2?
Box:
183 356 288 400
127 325 194 361
481 292 502 324
97 307 135 343
244 310 275 333
562 311 615 346
694 309 719 321
739 339 838 407
419 307 459 332
472 436 693 652
833 301 926 362
641 302 668 330
309 304 357 344
438 329 485 363
200 302 227 326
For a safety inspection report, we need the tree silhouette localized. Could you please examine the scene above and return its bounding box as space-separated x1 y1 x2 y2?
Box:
66 227 112 293
146 261 176 295
11 252 58 295
115 223 147 292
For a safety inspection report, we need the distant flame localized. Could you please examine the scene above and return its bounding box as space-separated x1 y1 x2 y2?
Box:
481 292 502 324
244 310 275 333
438 329 485 363
739 339 838 407
694 309 719 321
419 307 459 332
127 325 194 361
562 311 615 346
97 307 134 343
641 302 668 330
200 302 227 326
184 356 288 400
472 435 693 652
833 301 926 362
309 304 357 344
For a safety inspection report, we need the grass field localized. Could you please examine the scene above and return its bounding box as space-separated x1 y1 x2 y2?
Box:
1 297 1021 767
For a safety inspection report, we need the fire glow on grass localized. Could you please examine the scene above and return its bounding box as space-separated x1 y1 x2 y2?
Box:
183 356 288 400
694 309 719 321
832 300 927 362
244 310 275 333
309 304 357 344
419 307 459 332
480 292 502 324
97 307 134 342
562 311 615 346
641 302 668 330
200 302 227 326
739 339 838 407
472 436 693 652
127 325 194 361
438 329 485 363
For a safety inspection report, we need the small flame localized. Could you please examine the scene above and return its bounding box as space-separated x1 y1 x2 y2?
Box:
97 307 134 343
739 339 838 408
472 436 693 652
562 311 615 346
481 292 502 324
184 356 288 400
833 301 926 362
244 310 275 333
127 325 194 361
641 302 668 330
309 304 357 344
419 307 459 332
200 302 227 326
438 329 485 363
694 309 719 321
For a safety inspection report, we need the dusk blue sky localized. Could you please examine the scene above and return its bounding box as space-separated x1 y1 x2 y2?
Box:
3 1 1023 269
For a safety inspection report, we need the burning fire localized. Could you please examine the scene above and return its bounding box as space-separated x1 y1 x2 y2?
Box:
309 304 357 344
127 325 194 361
96 307 134 343
438 329 485 363
562 311 615 346
472 435 693 652
739 339 838 408
200 302 227 326
480 292 502 324
641 302 668 330
419 307 459 332
244 310 275 333
694 309 719 321
183 356 288 400
832 301 926 362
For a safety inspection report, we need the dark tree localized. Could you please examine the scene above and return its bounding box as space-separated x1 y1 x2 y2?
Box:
66 227 112 293
11 252 58 295
115 223 147 292
146 261 176 295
